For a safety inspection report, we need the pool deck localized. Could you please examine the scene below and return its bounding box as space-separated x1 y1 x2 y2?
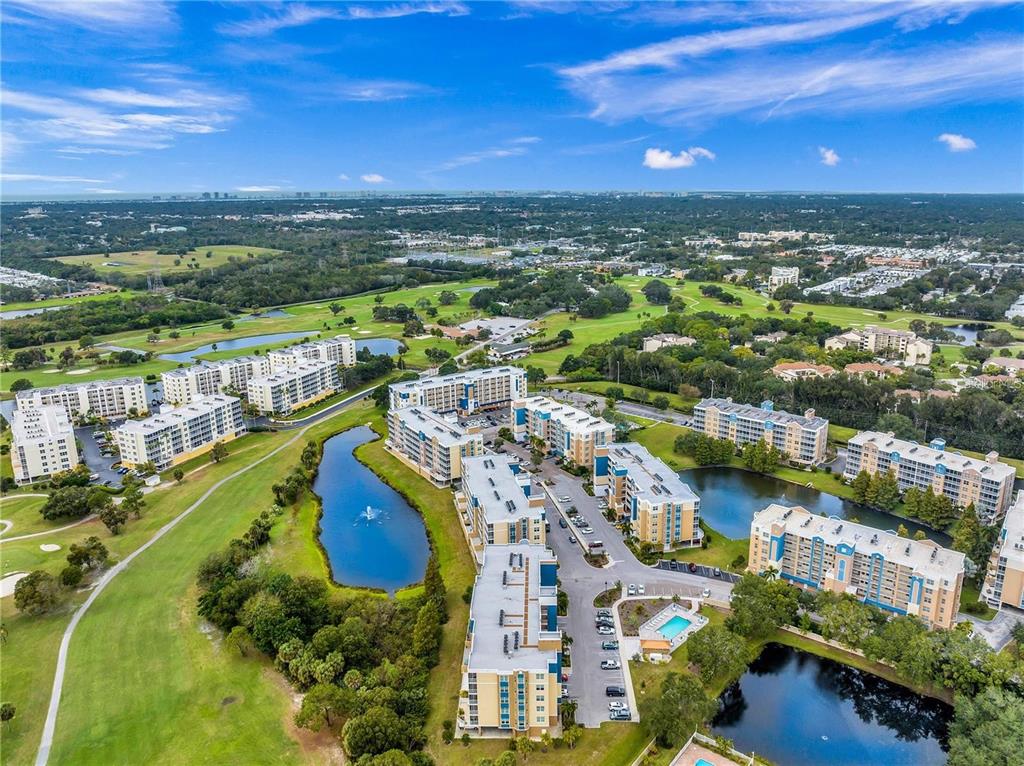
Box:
669 742 743 766
638 601 707 654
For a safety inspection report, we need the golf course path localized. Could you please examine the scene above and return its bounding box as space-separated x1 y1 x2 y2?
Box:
0 515 97 543
34 419 324 766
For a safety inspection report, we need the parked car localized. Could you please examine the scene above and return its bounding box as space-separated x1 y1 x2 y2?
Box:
601 641 619 650
608 701 627 711
559 496 571 503
610 709 631 721
597 626 614 635
627 584 637 596
580 528 595 535
597 609 612 618
605 686 626 697
701 587 711 598
713 567 722 577
668 560 678 570
637 584 646 596
595 618 614 627
558 518 568 528
600 659 621 670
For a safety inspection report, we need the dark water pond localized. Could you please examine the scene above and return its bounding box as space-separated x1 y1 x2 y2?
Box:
158 331 311 362
713 643 951 766
356 338 402 355
313 426 429 593
943 323 991 346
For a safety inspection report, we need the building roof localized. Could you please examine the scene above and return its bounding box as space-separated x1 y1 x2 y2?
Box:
249 359 334 386
162 357 263 378
390 365 525 393
489 341 530 355
995 491 1024 571
606 442 699 505
848 431 1015 481
519 395 614 436
466 543 559 673
12 404 73 442
771 361 837 376
461 454 539 524
117 394 239 435
269 334 354 356
844 362 902 376
697 398 828 430
752 503 965 582
392 406 478 448
16 376 144 399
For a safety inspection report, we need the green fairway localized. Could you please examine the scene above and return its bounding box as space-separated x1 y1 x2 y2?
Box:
0 290 139 314
54 245 281 276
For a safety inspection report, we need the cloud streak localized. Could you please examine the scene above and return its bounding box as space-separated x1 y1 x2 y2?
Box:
2 173 107 183
219 1 468 36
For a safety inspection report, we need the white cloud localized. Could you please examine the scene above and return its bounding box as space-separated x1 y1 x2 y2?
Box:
818 146 841 166
218 1 468 36
85 188 125 194
1 173 107 183
510 136 542 144
937 132 977 152
432 137 542 172
347 2 469 21
3 0 175 31
338 174 351 181
361 173 388 183
327 79 432 102
642 146 715 169
56 146 138 156
235 185 284 192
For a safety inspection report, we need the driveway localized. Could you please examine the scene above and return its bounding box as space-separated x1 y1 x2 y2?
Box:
958 606 1024 651
540 388 692 427
75 426 122 488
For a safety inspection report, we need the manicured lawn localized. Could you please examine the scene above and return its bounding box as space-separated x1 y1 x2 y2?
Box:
0 290 138 314
55 245 282 276
0 495 67 540
630 422 699 471
959 580 997 621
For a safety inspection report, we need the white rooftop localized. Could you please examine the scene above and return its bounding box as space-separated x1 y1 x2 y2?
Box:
697 398 827 430
848 431 1015 481
12 404 74 441
390 365 524 393
162 357 262 377
607 442 699 505
461 454 539 524
16 376 144 398
392 406 477 448
520 395 613 436
994 491 1024 570
117 394 239 435
249 359 334 385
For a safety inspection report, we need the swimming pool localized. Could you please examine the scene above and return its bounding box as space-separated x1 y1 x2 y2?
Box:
659 615 692 640
696 760 715 766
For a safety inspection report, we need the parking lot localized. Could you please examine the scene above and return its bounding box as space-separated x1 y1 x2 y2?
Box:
75 426 123 488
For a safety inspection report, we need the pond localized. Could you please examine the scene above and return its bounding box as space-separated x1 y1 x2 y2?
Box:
0 305 64 320
313 426 429 593
356 337 402 356
680 467 949 544
158 331 312 362
713 643 951 766
943 323 991 346
238 309 292 321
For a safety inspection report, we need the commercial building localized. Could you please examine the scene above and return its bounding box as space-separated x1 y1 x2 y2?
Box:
161 356 271 405
268 334 356 370
692 398 829 466
844 432 1016 522
114 394 245 470
768 266 800 289
487 342 530 362
16 377 148 420
458 543 562 738
642 333 697 353
389 366 527 416
456 455 546 556
247 360 340 415
512 396 614 467
594 442 702 550
824 326 933 365
981 492 1024 609
10 405 80 485
385 406 484 486
749 503 965 630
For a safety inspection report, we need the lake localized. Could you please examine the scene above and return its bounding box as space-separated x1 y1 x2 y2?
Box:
713 643 951 766
680 466 949 544
312 426 429 593
0 305 66 320
159 333 403 363
943 323 991 346
357 338 403 356
238 309 292 321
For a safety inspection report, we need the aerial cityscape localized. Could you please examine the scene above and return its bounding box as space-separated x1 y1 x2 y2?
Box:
1 2 1023 766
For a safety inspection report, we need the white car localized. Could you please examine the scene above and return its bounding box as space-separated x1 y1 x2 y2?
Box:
608 701 627 710
627 584 637 596
600 659 621 670
597 625 614 635
559 496 572 503
701 587 711 598
580 528 595 535
637 584 646 596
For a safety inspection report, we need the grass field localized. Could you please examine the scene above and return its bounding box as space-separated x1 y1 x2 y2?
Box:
0 290 138 315
55 245 281 276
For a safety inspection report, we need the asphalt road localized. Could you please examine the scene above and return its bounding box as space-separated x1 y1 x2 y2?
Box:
541 388 692 427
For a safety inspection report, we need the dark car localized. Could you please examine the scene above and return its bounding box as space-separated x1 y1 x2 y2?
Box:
601 641 619 650
558 518 568 528
669 560 678 570
605 686 626 697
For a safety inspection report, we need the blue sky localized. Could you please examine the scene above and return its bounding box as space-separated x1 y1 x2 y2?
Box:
1 1 1022 196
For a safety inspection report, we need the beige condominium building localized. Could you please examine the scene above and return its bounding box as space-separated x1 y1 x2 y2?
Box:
456 454 546 558
16 377 148 420
825 326 932 365
115 394 245 470
11 405 81 485
247 360 340 415
458 543 562 738
844 432 1016 523
389 366 527 416
594 442 702 550
161 356 271 405
267 334 356 370
385 406 484 486
750 504 965 630
692 398 828 466
982 491 1024 610
512 396 614 467
769 265 800 289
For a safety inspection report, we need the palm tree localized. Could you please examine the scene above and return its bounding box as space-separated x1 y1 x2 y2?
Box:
563 724 583 749
761 567 778 582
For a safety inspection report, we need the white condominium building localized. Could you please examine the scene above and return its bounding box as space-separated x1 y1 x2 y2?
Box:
16 377 148 420
268 334 356 370
512 396 614 467
114 394 245 469
247 360 340 415
750 504 965 630
825 326 932 365
982 491 1024 610
769 266 800 289
161 356 271 405
385 406 484 486
692 398 829 466
456 454 546 557
10 405 81 485
458 543 562 738
844 432 1016 523
389 366 527 416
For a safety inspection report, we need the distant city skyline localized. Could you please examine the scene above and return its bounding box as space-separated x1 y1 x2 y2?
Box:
2 1 1022 196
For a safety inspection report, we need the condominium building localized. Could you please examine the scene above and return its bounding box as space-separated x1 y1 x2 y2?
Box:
594 442 702 550
692 398 829 466
10 405 80 485
114 394 245 469
247 360 340 415
844 432 1016 523
769 266 800 289
389 366 527 416
982 492 1024 609
16 377 148 420
386 406 484 486
825 326 933 365
456 455 546 556
749 503 965 630
642 333 697 353
161 356 271 405
770 362 837 381
267 334 356 370
512 396 614 467
458 543 562 738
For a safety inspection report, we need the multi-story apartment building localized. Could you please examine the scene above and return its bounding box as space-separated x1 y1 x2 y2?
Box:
982 491 1024 609
594 442 702 550
114 394 245 469
749 503 965 630
844 432 1016 523
769 266 800 289
247 360 340 415
10 405 81 485
267 334 356 370
458 543 561 738
16 377 148 421
161 356 271 405
825 326 932 365
385 406 484 486
456 455 546 557
512 396 614 467
389 366 527 416
692 398 828 466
